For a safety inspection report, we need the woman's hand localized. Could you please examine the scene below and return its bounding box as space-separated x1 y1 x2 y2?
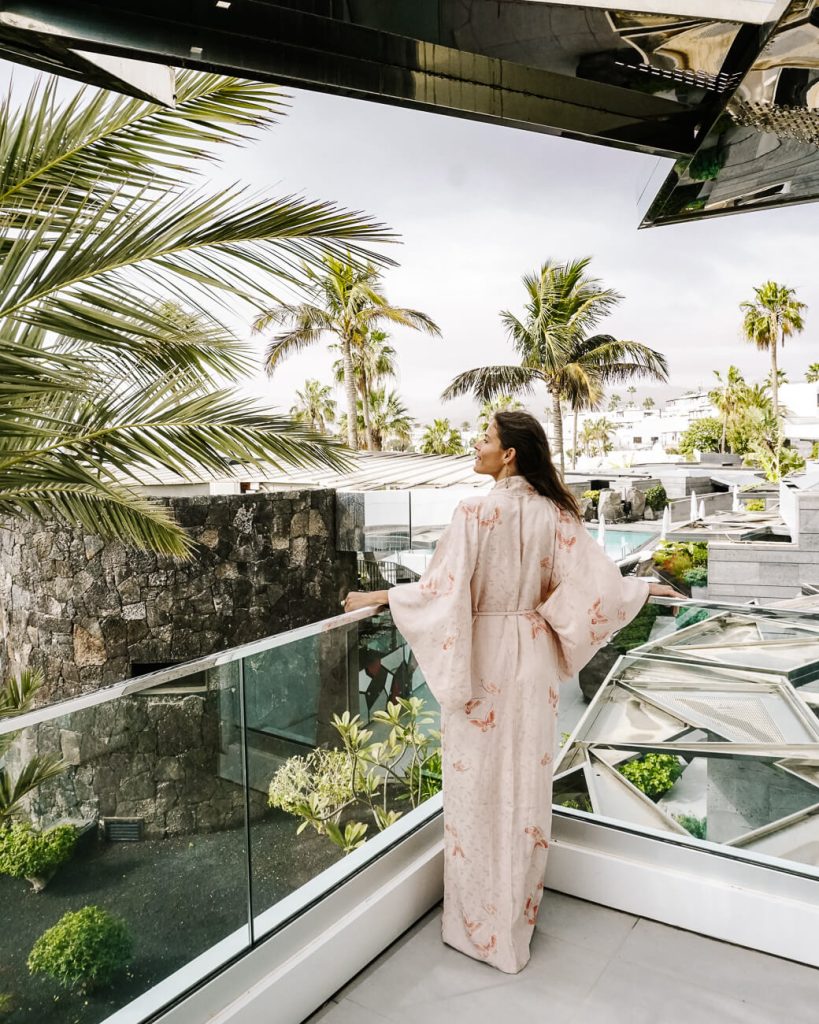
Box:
342 590 389 613
647 581 683 600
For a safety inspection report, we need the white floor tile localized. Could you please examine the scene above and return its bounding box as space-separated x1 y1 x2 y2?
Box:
614 918 819 1018
535 890 638 957
569 955 813 1024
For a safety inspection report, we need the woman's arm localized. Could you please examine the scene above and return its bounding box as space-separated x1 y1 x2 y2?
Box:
343 589 390 613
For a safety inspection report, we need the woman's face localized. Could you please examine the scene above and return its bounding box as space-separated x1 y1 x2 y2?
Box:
474 419 515 479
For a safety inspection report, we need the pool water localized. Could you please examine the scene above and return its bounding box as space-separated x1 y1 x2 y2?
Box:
590 528 655 560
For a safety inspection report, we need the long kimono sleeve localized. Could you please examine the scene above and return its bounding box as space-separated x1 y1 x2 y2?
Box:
536 513 649 681
388 501 479 713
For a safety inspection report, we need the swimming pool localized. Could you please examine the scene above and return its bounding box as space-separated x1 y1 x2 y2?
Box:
591 528 655 560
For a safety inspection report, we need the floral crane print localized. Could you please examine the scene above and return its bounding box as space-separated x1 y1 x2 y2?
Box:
389 474 648 973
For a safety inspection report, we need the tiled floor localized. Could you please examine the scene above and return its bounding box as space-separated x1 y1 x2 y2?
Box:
307 891 818 1024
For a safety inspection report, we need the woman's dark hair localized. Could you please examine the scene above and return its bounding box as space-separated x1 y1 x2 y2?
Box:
494 410 580 518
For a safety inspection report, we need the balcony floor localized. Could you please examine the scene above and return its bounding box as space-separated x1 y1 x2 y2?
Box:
308 891 818 1024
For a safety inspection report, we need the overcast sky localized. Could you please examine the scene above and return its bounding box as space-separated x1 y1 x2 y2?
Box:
6 62 819 425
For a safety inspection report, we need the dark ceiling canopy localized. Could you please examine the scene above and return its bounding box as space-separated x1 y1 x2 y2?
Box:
1 0 817 226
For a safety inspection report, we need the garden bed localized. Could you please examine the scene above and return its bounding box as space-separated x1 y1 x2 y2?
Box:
1 812 341 1024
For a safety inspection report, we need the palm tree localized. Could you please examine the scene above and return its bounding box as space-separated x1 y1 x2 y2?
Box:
332 328 397 449
1 670 66 824
0 73 390 556
708 366 747 453
740 282 806 422
806 363 819 383
642 397 656 412
337 387 413 451
368 388 413 451
291 380 337 433
477 395 524 432
626 385 637 409
419 419 466 456
255 257 440 449
442 259 668 473
608 394 622 412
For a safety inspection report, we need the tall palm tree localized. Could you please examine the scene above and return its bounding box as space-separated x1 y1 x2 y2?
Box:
740 282 806 422
291 379 337 433
642 397 656 411
255 257 440 449
332 328 398 449
0 72 390 556
608 393 622 412
708 365 747 453
442 259 668 473
419 419 465 456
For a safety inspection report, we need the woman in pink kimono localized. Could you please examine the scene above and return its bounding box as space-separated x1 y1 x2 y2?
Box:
344 412 675 974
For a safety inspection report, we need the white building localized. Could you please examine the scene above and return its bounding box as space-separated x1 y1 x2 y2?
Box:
562 390 718 454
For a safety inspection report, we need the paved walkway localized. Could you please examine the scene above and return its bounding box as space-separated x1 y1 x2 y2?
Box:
308 891 818 1024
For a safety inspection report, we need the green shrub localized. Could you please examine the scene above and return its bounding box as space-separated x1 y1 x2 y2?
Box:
682 566 708 588
643 483 667 512
744 499 765 512
28 906 132 993
652 540 708 580
618 754 683 800
557 796 593 812
810 441 819 461
612 603 659 653
582 489 600 507
678 417 722 457
0 823 77 889
674 814 707 839
0 993 11 1014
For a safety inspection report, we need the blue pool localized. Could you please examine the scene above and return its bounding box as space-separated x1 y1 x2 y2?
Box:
590 528 655 560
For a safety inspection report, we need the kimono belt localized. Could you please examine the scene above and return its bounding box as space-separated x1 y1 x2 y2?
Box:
473 608 536 616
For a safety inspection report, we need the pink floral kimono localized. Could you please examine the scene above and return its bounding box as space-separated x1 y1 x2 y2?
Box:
389 475 648 973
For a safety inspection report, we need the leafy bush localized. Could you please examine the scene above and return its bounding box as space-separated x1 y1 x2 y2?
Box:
0 823 77 889
0 993 11 1014
557 796 593 812
27 906 132 993
582 489 600 507
674 814 707 839
611 603 659 653
810 441 819 461
643 483 667 512
618 754 683 800
687 146 725 182
744 499 765 512
682 566 708 588
678 417 723 457
269 697 440 854
652 540 708 581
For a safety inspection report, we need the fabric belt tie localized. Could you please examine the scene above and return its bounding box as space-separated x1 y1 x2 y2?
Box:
473 608 537 616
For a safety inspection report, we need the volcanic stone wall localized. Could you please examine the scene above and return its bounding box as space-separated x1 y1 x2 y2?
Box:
0 490 356 702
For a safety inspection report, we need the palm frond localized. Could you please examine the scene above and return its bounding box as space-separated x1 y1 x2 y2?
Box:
441 366 544 402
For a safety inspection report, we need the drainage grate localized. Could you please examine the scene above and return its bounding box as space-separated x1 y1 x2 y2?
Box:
103 817 144 842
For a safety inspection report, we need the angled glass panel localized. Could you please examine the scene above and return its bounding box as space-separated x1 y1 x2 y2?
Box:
558 597 819 872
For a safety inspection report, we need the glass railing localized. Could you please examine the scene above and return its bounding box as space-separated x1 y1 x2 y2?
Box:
0 608 440 1024
555 596 819 877
4 595 819 1024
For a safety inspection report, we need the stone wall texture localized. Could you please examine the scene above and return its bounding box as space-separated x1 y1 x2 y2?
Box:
0 491 357 702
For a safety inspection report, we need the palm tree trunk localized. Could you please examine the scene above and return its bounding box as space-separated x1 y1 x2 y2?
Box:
572 407 579 470
342 335 359 449
551 390 565 474
360 370 374 451
770 329 780 423
720 411 727 454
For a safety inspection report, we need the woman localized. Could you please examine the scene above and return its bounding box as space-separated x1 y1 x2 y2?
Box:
344 411 676 974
